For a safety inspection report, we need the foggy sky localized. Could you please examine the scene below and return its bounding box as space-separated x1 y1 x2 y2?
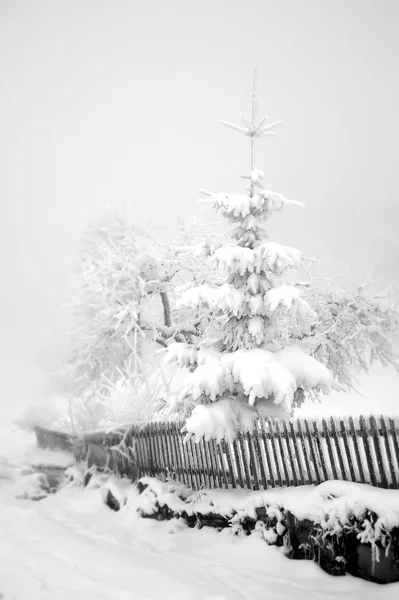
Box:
1 0 399 377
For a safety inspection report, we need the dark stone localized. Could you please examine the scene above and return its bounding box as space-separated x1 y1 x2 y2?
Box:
256 507 286 547
181 511 197 528
285 513 316 560
242 517 256 534
285 512 347 575
140 501 175 521
137 481 149 494
159 504 175 520
197 513 230 530
314 532 347 577
83 470 93 487
348 540 399 584
104 488 120 512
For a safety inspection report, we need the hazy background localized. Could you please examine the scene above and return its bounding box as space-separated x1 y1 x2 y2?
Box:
1 0 398 414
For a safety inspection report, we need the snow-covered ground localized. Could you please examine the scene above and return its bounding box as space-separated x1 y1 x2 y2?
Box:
0 429 398 599
1 475 399 600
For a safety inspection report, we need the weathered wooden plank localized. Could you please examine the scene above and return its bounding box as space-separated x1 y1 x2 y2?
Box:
329 417 347 481
348 416 365 483
144 425 153 476
170 423 183 485
389 418 399 476
140 427 149 476
163 423 174 480
369 415 388 488
231 439 245 488
260 420 275 487
252 424 267 489
190 436 202 489
380 416 397 488
282 421 298 486
148 424 159 477
237 433 252 489
158 425 169 479
182 433 195 489
296 419 314 484
359 416 377 486
267 419 283 487
154 424 165 479
246 431 260 490
205 439 218 489
303 420 321 484
313 421 329 481
222 439 236 488
130 429 140 479
322 418 338 480
199 438 212 489
215 440 229 489
287 421 303 485
339 418 356 482
273 420 291 486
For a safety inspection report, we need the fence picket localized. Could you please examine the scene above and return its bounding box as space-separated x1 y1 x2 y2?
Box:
296 419 314 484
303 420 320 483
288 421 303 485
329 417 347 480
205 440 218 489
169 423 182 484
359 416 377 486
339 418 356 482
273 420 290 486
348 416 365 483
282 421 298 486
237 433 252 489
246 431 260 490
313 420 328 481
222 439 236 488
389 418 399 475
199 439 211 489
259 420 274 487
182 434 194 489
253 424 267 489
267 419 283 486
215 441 229 489
380 416 397 488
232 439 245 488
322 418 338 480
369 415 388 488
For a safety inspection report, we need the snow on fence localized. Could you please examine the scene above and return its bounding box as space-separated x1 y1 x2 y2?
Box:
103 415 399 490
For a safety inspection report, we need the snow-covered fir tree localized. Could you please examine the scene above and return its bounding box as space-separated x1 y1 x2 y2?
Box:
165 72 342 441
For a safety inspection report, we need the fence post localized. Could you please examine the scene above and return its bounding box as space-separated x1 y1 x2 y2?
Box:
369 415 388 488
359 415 378 487
380 416 397 489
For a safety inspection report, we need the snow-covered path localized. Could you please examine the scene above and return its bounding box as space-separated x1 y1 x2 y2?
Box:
0 416 398 600
1 480 399 600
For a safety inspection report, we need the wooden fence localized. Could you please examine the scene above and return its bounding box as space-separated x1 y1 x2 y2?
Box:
35 414 399 490
97 414 399 491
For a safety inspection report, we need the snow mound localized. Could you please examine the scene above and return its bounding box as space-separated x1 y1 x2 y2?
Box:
184 398 257 442
275 346 343 394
